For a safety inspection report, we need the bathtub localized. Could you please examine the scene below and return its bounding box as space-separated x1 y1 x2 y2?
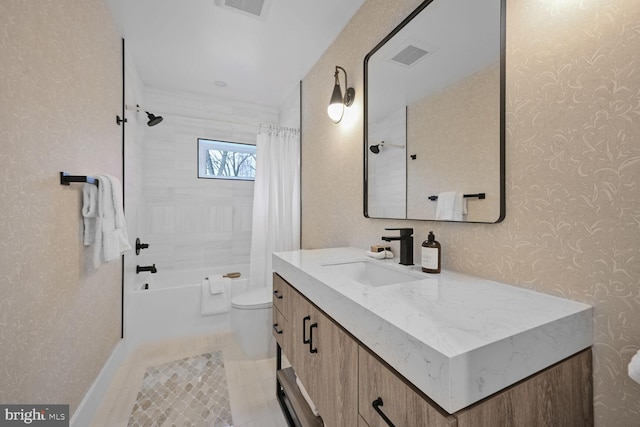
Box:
125 265 250 347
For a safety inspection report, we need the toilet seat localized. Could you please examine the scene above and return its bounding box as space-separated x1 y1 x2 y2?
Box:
231 287 272 310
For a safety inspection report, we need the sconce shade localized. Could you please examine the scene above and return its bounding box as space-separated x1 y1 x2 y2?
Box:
328 80 345 123
327 66 355 123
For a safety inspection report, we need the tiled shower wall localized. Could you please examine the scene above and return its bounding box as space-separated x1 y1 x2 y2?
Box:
137 88 279 274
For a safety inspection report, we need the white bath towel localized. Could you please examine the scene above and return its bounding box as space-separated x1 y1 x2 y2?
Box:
208 275 229 295
435 191 467 221
629 350 640 384
201 277 230 316
82 183 99 245
93 174 131 268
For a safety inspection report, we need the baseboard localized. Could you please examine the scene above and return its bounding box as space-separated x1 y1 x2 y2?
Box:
70 339 126 427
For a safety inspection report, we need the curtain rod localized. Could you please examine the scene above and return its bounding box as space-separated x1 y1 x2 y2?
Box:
125 104 298 132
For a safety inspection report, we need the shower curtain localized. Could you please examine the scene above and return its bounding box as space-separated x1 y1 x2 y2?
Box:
249 125 300 289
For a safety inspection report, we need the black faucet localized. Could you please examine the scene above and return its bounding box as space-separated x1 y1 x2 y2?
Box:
381 228 414 266
136 264 157 274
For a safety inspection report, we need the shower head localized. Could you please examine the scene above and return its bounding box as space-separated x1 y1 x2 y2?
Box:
145 111 163 127
369 141 405 154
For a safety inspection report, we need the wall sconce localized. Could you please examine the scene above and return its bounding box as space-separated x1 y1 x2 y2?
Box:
327 66 355 123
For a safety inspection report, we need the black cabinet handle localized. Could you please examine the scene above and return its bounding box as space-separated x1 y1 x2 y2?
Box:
372 397 395 427
273 290 283 299
309 322 318 353
273 323 283 334
302 316 311 344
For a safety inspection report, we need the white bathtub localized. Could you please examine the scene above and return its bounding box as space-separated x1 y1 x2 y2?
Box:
125 265 250 348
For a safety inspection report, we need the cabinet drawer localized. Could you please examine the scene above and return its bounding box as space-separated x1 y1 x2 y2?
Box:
359 347 456 427
272 273 291 319
272 306 288 351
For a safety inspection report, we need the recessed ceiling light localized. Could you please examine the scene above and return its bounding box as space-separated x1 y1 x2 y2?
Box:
215 80 228 87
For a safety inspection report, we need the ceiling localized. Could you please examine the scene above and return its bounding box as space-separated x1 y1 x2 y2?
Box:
104 0 366 108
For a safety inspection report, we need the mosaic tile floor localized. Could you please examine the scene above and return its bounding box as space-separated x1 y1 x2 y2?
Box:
127 351 232 427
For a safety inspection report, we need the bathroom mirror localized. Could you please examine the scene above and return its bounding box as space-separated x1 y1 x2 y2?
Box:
364 0 505 223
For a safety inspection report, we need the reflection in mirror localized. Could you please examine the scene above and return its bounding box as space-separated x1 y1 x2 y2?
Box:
364 0 505 223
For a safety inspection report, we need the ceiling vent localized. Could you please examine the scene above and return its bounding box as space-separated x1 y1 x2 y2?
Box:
391 45 430 67
386 38 438 68
215 0 271 20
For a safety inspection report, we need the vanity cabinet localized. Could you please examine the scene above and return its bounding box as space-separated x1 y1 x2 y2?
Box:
273 273 359 427
273 272 592 427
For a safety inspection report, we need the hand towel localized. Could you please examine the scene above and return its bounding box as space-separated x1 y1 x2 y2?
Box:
453 192 468 221
82 183 99 245
105 174 131 255
208 275 230 295
93 174 131 268
435 191 467 221
200 277 230 315
366 250 386 259
629 350 640 384
366 250 395 260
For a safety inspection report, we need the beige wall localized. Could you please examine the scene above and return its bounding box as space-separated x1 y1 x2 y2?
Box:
301 0 640 424
0 0 123 414
407 64 501 222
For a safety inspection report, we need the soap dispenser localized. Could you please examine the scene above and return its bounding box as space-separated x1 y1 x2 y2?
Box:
421 231 441 274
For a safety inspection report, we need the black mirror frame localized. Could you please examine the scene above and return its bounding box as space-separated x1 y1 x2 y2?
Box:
363 0 506 224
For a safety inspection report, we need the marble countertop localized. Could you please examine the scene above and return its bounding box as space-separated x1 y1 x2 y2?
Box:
272 247 593 414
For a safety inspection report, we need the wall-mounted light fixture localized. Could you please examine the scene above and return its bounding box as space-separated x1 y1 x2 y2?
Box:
327 66 355 123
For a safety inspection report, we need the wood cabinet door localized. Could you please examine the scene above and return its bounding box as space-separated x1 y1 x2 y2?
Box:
359 347 456 427
289 288 321 401
312 308 359 427
278 276 359 427
272 273 292 320
359 346 408 427
272 306 288 353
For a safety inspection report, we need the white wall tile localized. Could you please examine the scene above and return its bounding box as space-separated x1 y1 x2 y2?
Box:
140 87 279 271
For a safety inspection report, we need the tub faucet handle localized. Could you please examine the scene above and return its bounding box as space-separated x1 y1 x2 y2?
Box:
135 238 150 255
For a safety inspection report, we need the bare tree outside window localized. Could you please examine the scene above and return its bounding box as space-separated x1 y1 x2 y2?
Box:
198 139 256 181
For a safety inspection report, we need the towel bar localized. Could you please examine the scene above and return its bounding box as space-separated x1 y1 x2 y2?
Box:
428 193 485 201
60 171 98 186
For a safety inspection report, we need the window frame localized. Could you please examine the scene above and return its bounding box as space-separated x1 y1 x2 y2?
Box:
197 138 257 181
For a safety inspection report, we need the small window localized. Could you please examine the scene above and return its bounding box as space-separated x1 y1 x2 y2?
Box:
198 138 256 181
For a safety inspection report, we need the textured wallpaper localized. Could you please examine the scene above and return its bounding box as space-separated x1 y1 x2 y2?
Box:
407 64 501 222
0 0 123 415
301 0 640 424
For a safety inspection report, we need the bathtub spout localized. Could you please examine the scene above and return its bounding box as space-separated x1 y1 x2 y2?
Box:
137 264 157 274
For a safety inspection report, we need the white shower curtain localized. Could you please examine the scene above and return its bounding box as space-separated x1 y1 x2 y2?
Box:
249 125 300 290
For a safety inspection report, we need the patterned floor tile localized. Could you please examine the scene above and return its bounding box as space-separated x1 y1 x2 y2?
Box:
127 351 232 427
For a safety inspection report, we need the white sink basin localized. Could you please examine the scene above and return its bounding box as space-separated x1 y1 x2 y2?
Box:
322 259 420 287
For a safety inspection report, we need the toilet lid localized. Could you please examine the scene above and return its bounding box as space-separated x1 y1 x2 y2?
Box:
231 287 273 309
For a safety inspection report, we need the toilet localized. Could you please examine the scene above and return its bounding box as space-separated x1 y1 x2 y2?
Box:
231 287 275 359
